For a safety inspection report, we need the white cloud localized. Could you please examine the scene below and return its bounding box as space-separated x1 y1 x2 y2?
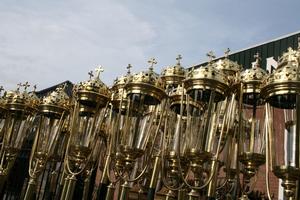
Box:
0 0 299 91
0 0 156 90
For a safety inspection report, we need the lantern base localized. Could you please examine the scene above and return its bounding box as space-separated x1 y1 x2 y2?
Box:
239 152 265 180
274 165 300 198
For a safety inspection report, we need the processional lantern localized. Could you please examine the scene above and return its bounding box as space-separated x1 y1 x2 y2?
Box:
104 58 167 200
23 85 70 200
160 52 231 200
0 82 38 185
61 66 110 200
262 45 300 199
235 53 268 197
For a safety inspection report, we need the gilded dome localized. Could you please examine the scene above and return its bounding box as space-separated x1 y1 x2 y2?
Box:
75 66 110 108
161 55 186 86
4 82 39 114
40 85 70 117
125 58 166 104
184 59 230 102
240 53 267 94
261 47 300 108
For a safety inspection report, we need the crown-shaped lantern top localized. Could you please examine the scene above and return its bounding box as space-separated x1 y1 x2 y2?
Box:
40 84 70 117
125 58 166 104
261 43 300 108
215 48 242 84
161 55 186 86
240 53 267 94
4 82 39 114
184 51 230 102
75 66 110 108
111 64 133 108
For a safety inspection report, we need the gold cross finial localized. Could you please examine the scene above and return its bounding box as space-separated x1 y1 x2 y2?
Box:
95 65 104 79
224 48 230 58
88 70 94 80
148 58 157 71
23 81 30 91
206 51 216 62
127 64 132 75
176 54 182 65
17 82 22 91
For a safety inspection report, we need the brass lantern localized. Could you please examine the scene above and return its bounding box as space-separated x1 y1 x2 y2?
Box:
183 52 230 199
261 46 300 199
110 58 166 200
238 54 267 183
23 85 70 200
0 83 38 184
61 66 110 200
99 65 132 200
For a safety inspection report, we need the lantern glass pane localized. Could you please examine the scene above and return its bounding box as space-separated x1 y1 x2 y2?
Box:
120 93 159 156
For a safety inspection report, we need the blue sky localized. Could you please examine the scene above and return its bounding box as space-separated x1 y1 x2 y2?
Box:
0 0 299 90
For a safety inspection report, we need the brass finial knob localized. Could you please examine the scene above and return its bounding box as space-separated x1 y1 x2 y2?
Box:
95 65 104 79
148 58 157 72
206 51 216 62
176 54 182 65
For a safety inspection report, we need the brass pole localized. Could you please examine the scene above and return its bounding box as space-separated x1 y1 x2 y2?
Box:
187 189 199 200
56 172 67 199
119 181 131 200
105 183 115 200
177 188 186 200
23 177 37 200
165 190 176 200
63 175 77 200
207 160 219 199
96 156 110 200
147 155 160 200
82 172 92 200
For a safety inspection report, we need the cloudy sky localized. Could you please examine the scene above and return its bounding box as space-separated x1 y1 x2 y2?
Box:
0 0 299 90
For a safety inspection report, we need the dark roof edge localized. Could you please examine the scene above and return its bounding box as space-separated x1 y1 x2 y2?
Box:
35 80 73 95
190 30 300 69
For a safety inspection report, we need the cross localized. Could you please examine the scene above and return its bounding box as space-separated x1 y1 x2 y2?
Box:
148 58 157 71
17 82 22 91
88 70 94 79
176 54 182 65
95 65 104 79
224 48 230 58
127 64 132 75
23 81 30 91
206 51 216 62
